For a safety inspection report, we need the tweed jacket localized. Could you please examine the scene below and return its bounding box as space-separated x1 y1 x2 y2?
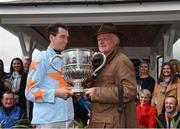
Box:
88 47 137 128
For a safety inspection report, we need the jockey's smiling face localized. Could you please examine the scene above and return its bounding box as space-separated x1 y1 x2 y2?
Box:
50 27 69 51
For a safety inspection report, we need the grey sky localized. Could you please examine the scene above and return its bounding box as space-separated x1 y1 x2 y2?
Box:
0 27 23 72
173 39 180 60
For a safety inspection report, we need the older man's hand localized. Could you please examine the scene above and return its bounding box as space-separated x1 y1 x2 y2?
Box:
85 87 95 98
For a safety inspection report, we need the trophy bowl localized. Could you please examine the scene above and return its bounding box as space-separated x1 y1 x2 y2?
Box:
50 48 106 95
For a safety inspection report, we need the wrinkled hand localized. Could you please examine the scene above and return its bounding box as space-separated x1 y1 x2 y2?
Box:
85 87 95 98
55 87 73 100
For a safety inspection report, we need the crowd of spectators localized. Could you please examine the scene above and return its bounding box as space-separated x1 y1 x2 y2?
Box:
0 57 32 128
0 57 180 128
1 56 180 128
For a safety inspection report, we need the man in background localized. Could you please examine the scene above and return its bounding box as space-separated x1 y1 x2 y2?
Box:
23 57 31 74
157 96 180 128
22 57 33 121
0 91 24 128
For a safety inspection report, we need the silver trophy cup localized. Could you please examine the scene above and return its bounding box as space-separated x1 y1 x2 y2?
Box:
50 48 106 95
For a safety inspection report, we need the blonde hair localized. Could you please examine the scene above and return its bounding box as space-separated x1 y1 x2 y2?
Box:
169 59 180 72
139 89 151 100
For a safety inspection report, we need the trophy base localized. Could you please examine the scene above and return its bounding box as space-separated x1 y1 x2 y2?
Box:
72 88 85 95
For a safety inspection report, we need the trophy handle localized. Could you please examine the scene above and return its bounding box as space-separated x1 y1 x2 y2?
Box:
92 52 106 76
50 54 63 72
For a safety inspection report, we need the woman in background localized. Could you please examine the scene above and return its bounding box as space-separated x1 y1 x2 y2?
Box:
6 58 24 96
151 62 180 116
169 59 180 78
136 62 155 102
136 89 157 128
4 57 28 115
136 62 155 94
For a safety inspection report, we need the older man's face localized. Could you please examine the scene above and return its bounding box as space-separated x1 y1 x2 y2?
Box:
165 97 177 114
23 59 31 72
97 33 119 55
1 93 15 109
